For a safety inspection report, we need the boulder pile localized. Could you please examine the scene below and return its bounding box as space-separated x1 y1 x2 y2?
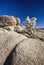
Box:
0 15 20 27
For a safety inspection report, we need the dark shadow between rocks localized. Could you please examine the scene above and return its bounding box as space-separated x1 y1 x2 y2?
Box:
4 39 25 65
4 44 18 65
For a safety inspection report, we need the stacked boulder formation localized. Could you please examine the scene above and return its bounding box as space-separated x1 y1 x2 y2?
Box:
0 15 20 27
0 15 25 32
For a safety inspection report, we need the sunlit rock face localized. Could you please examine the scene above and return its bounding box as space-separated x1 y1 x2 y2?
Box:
0 15 20 27
0 30 44 65
14 25 26 32
9 38 44 65
0 31 27 65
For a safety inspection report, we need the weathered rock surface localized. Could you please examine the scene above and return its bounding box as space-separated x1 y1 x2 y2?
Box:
3 25 25 32
0 31 27 65
3 26 15 31
0 30 44 65
4 38 44 65
0 15 20 27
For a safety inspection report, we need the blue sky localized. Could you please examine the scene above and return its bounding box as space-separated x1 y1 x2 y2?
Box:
0 0 44 28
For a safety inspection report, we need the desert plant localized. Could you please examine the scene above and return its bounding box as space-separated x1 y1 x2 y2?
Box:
23 16 37 37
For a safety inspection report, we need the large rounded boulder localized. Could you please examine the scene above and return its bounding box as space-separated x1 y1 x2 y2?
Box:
0 30 44 65
0 15 20 27
4 38 44 65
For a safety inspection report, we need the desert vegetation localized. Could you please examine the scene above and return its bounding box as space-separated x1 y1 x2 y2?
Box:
0 15 37 37
0 15 44 40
